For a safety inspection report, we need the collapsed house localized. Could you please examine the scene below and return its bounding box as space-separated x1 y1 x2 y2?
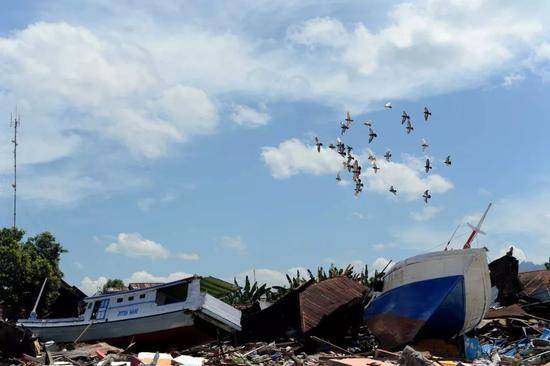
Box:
242 276 368 343
519 269 550 302
488 250 523 305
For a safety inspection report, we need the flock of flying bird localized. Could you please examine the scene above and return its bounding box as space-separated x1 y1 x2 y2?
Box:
314 102 452 204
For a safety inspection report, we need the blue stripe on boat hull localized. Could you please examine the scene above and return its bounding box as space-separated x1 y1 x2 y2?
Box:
364 275 465 348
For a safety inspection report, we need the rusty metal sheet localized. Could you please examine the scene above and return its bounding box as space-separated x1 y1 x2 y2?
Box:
298 276 367 333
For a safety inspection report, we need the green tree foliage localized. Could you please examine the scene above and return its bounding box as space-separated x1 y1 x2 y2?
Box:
102 279 125 293
227 276 270 305
0 228 66 320
545 258 550 270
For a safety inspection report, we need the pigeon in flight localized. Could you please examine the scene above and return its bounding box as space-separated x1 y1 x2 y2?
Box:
346 153 354 167
336 171 342 182
423 190 431 204
401 111 410 125
345 111 353 126
424 106 432 121
340 122 349 135
444 155 452 167
385 102 392 109
363 120 373 127
337 139 346 157
389 186 397 195
368 128 378 143
406 120 414 134
424 158 432 173
421 138 429 153
384 150 392 162
354 180 364 197
347 145 353 155
372 162 380 174
315 137 323 153
328 143 336 150
368 150 377 163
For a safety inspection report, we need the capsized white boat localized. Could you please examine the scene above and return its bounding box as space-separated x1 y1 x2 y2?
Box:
18 276 241 347
364 204 493 348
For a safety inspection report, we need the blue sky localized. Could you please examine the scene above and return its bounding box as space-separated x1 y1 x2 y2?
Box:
0 0 549 294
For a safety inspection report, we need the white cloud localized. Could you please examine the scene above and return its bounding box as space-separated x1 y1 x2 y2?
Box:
287 17 349 48
497 245 527 262
359 154 454 200
176 252 200 261
137 192 180 212
106 233 169 259
231 104 271 128
125 271 193 284
502 73 525 88
80 276 108 296
79 270 194 296
261 138 345 179
463 194 550 264
284 3 547 107
3 2 550 208
234 268 289 287
261 140 453 199
372 243 393 251
372 257 395 273
218 235 247 254
410 206 442 221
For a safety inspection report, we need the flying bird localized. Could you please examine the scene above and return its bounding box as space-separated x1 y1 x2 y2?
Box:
328 143 336 150
444 155 452 166
372 162 380 174
336 172 342 182
363 120 373 127
347 145 353 155
354 181 364 197
424 158 432 173
424 106 432 121
368 150 377 163
346 153 354 167
384 150 392 162
406 120 414 134
385 102 392 109
368 128 377 143
340 122 349 135
315 137 323 153
421 138 429 153
423 190 431 204
345 111 353 126
352 160 361 181
401 111 410 125
389 186 397 195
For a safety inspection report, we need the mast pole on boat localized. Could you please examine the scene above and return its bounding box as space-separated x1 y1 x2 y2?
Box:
30 278 48 319
10 110 20 229
463 203 492 249
444 224 461 251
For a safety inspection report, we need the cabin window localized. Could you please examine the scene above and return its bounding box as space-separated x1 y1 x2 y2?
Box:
90 299 110 320
128 296 134 301
87 303 92 309
155 282 188 305
139 294 146 299
117 298 123 303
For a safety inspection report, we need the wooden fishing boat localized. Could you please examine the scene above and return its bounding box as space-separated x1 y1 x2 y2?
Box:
18 276 241 347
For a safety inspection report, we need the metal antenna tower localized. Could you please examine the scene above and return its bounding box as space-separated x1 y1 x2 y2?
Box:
10 110 20 228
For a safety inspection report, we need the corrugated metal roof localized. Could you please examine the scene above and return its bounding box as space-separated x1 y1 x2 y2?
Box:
128 282 163 290
518 270 550 299
299 276 367 333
